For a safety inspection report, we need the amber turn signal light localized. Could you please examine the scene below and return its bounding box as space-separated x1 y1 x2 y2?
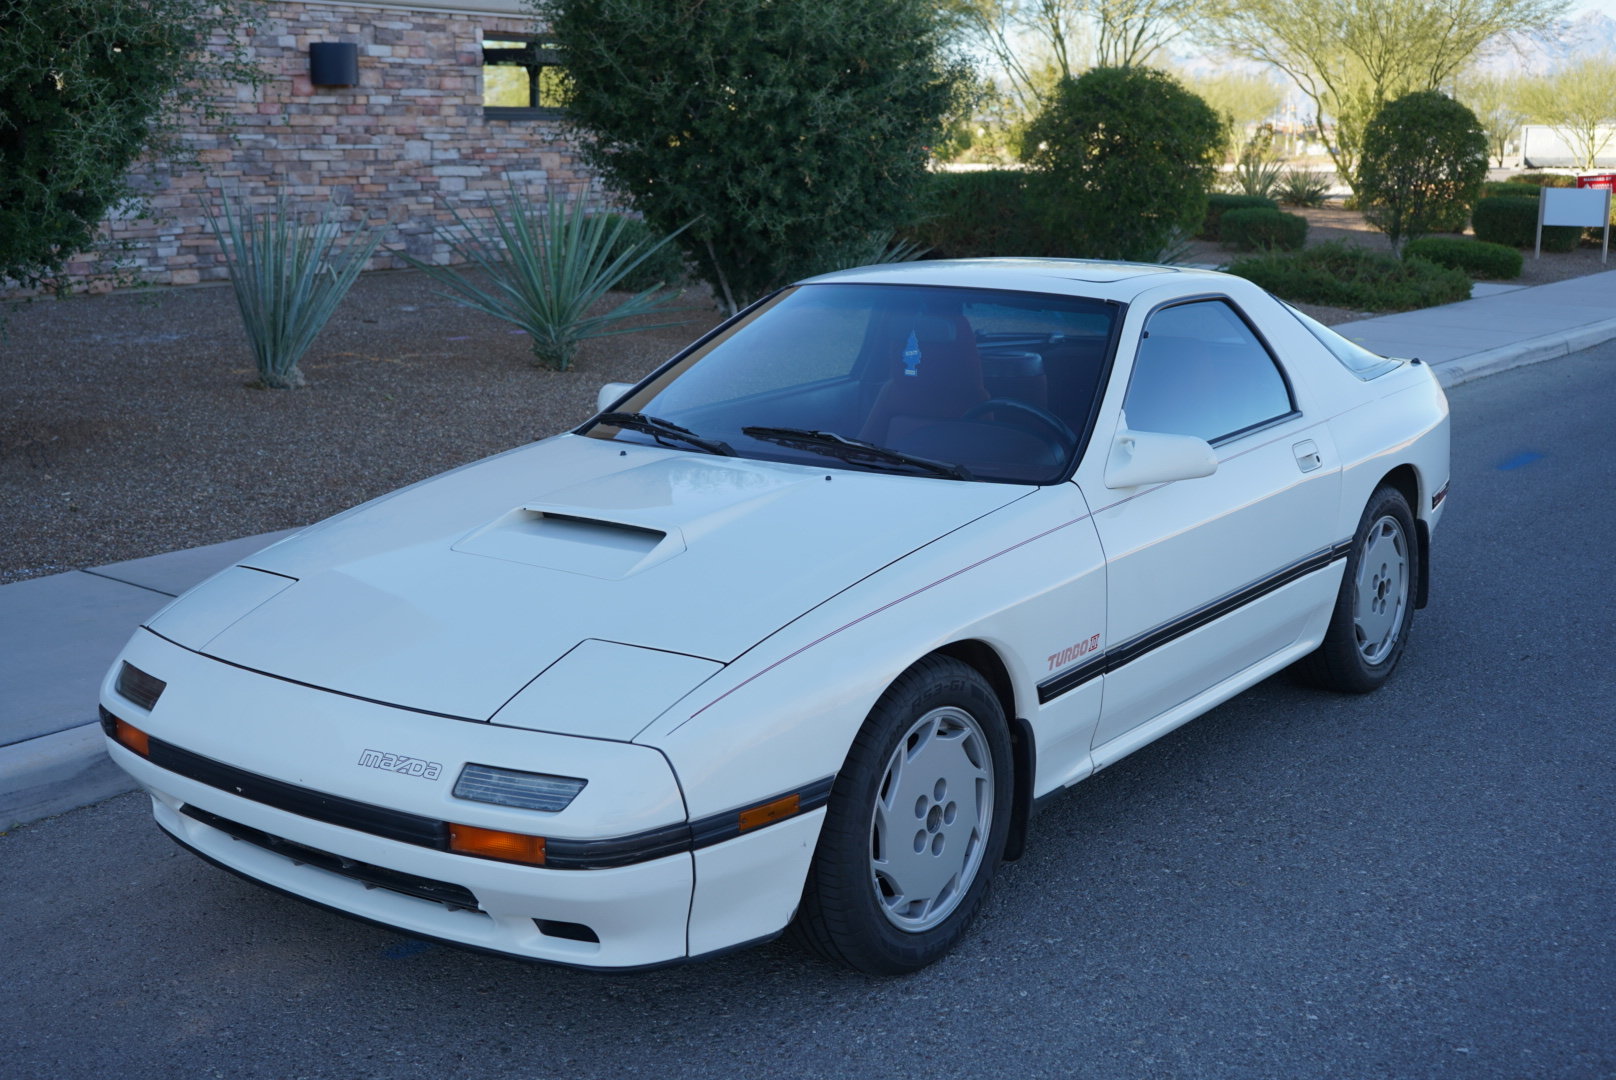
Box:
112 715 151 758
447 823 547 866
738 793 800 833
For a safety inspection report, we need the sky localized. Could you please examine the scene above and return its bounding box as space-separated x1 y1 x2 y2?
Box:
1573 0 1616 17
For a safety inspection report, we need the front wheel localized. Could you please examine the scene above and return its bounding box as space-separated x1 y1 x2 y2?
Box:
1301 484 1419 693
793 655 1013 974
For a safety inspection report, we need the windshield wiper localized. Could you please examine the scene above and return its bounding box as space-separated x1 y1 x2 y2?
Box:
598 412 735 456
742 426 972 480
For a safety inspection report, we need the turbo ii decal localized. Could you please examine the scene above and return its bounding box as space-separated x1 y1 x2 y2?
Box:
1047 634 1101 672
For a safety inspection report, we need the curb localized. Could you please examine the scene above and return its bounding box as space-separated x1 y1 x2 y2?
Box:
1434 317 1616 389
0 722 134 831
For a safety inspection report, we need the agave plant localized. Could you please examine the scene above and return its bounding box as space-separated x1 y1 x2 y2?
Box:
206 195 382 389
406 184 690 371
1275 168 1333 208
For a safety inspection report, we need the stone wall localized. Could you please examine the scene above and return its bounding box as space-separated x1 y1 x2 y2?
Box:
59 0 600 290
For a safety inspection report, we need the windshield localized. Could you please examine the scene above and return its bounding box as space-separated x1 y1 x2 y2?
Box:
587 283 1119 484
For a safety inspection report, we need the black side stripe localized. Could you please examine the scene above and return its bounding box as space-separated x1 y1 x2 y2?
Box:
1037 539 1353 705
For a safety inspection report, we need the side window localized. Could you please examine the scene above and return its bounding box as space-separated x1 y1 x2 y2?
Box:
1122 299 1293 443
482 36 567 118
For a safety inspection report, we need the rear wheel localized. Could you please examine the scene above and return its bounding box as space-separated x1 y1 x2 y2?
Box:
1302 484 1419 693
794 655 1012 974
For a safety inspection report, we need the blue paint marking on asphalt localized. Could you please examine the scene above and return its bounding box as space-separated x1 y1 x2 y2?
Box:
1497 451 1545 471
383 939 434 960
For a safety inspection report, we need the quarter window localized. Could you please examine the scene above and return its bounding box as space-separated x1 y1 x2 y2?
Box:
482 36 567 117
1123 299 1293 443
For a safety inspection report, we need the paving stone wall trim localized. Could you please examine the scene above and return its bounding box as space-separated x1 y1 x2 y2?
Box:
53 0 602 293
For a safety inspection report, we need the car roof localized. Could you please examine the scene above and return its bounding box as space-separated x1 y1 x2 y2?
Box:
798 258 1236 303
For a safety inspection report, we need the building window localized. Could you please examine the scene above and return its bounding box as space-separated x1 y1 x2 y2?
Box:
482 35 566 118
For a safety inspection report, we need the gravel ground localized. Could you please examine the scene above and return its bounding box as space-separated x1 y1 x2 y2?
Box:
0 272 723 583
3 214 1607 583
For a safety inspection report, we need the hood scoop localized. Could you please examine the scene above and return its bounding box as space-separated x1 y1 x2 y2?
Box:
453 504 684 580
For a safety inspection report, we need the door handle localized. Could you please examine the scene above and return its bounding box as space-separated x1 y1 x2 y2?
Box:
1293 440 1322 473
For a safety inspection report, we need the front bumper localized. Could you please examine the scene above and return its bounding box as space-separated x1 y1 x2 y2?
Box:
101 629 824 970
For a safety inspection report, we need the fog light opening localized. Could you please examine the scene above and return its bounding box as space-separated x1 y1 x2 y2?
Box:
535 919 600 943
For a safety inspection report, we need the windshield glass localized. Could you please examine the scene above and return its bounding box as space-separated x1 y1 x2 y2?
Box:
588 283 1118 484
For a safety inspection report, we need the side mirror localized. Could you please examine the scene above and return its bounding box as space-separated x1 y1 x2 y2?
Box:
1103 427 1218 489
596 382 635 413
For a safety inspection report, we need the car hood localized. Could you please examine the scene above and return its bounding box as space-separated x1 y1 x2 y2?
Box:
166 436 1027 724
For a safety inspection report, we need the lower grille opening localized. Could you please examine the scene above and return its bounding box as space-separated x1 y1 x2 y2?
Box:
182 804 485 915
535 919 599 943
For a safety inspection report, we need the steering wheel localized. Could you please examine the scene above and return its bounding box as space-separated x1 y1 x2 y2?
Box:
962 399 1079 455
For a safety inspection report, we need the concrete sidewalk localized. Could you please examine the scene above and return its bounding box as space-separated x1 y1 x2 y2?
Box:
4 268 1613 829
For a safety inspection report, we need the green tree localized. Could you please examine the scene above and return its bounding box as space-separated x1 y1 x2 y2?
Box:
537 0 968 314
0 0 259 291
1518 54 1616 169
1357 91 1487 251
940 0 1198 118
1023 66 1224 260
1455 69 1530 167
1179 69 1286 161
1194 0 1567 193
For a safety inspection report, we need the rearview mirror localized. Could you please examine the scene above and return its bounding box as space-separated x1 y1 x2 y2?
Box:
1103 427 1218 489
596 382 635 413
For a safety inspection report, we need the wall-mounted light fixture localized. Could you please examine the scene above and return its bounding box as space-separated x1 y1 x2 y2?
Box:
309 42 359 87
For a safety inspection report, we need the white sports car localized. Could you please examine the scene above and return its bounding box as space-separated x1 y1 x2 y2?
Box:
101 260 1449 974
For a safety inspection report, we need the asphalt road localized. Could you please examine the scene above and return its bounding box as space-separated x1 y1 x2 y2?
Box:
4 347 1613 1080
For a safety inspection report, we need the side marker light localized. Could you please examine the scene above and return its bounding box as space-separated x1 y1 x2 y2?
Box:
738 793 801 833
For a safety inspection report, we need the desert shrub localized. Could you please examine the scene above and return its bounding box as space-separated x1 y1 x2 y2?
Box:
541 0 969 314
1471 196 1581 251
1402 236 1523 279
1225 125 1285 197
1022 66 1224 261
600 214 687 292
208 196 382 389
1227 241 1471 311
1512 172 1577 187
1357 91 1487 250
1482 181 1543 199
1199 194 1279 240
1220 208 1309 251
0 0 259 291
405 185 689 370
902 171 1048 257
1275 169 1332 207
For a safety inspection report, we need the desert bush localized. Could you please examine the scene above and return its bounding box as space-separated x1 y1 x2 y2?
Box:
599 214 687 292
405 184 688 370
902 171 1047 257
1482 181 1543 199
1225 125 1286 198
1471 196 1581 251
1275 169 1332 207
1023 66 1224 261
1402 236 1523 279
1199 194 1278 240
1513 172 1578 187
1220 207 1309 251
1227 241 1471 311
1357 91 1488 250
541 0 968 314
207 196 382 389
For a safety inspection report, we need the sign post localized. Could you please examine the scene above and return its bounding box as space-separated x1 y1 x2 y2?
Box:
1538 186 1612 264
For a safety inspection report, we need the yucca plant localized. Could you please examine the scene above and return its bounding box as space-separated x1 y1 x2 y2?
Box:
206 196 382 389
405 184 690 370
1275 169 1332 208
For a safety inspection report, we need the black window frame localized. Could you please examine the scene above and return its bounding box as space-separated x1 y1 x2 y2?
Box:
481 33 565 120
1123 294 1299 446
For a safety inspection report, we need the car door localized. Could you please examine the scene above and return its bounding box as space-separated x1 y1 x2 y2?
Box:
1075 294 1343 752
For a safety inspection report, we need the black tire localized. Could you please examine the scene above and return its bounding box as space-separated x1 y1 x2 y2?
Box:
1301 484 1420 693
793 655 1013 974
